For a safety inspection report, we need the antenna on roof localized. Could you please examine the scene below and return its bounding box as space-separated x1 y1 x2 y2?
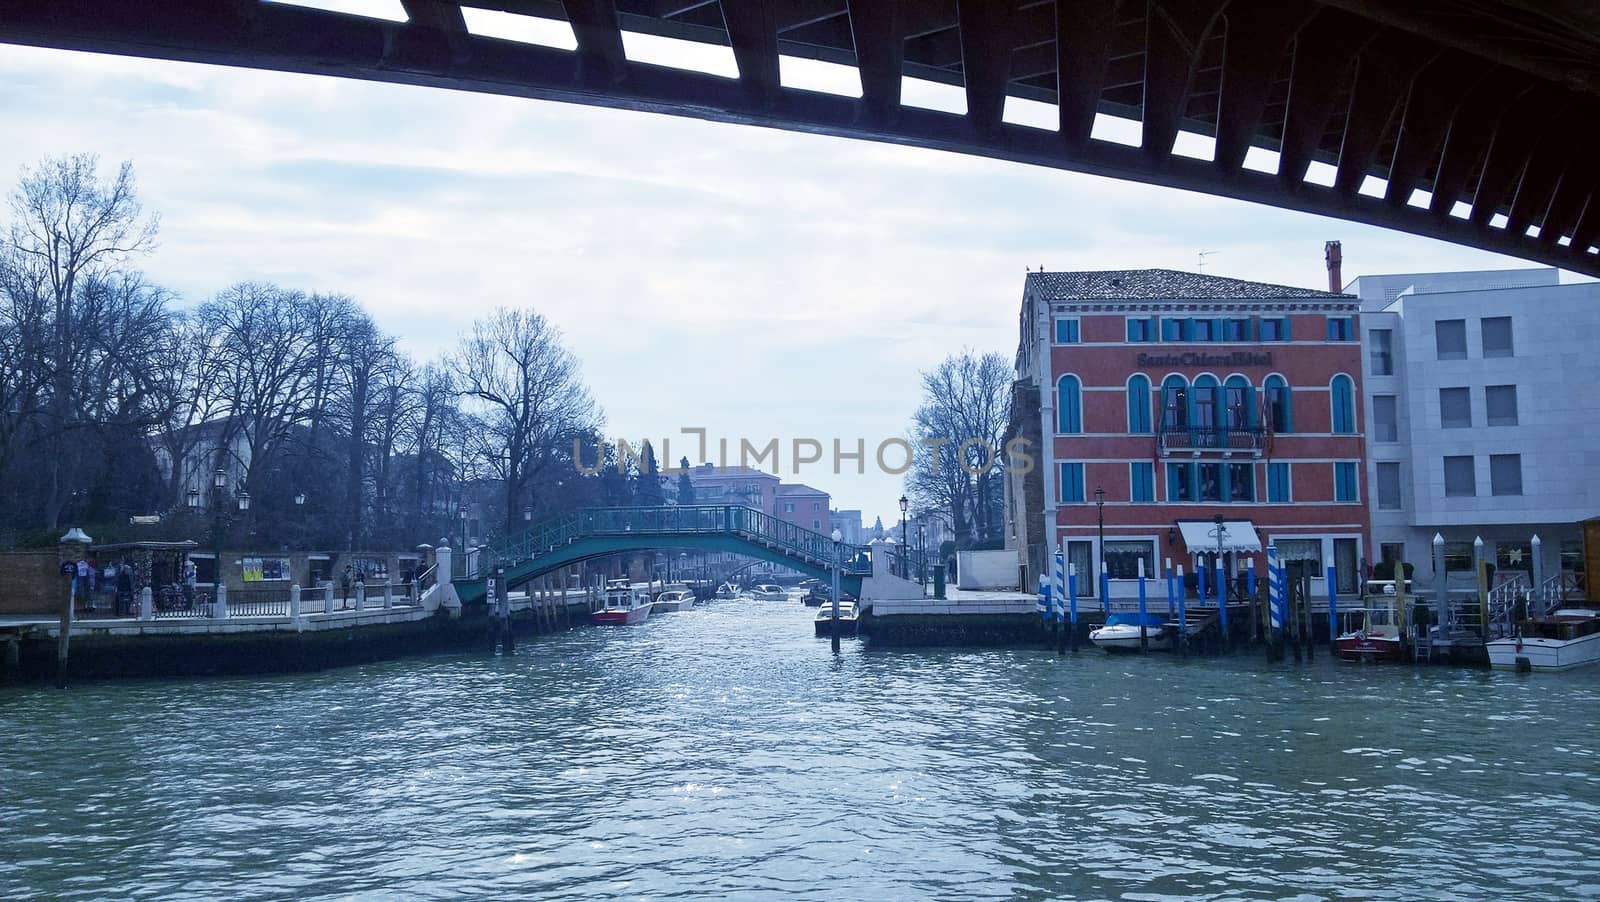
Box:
1198 249 1219 272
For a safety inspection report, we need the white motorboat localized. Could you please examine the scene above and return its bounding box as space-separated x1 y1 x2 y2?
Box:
814 600 859 637
715 582 737 599
1088 613 1172 652
750 584 788 601
653 588 696 612
1488 608 1600 671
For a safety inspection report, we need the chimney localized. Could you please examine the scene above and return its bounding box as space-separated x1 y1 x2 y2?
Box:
1324 240 1343 293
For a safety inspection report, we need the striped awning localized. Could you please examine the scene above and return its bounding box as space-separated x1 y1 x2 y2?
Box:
1177 519 1262 554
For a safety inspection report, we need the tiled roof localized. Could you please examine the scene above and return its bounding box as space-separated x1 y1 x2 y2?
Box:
776 483 827 495
1026 269 1349 301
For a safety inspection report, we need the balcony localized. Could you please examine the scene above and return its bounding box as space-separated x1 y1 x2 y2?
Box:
1157 426 1267 457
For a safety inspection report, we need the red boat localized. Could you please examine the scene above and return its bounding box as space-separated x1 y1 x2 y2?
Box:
1336 599 1404 662
591 587 653 625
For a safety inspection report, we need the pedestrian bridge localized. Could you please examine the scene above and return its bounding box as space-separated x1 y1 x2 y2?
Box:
452 505 904 604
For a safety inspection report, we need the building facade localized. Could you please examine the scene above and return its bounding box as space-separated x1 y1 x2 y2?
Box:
1012 268 1369 600
829 509 864 545
1350 267 1600 590
684 464 779 517
776 483 830 532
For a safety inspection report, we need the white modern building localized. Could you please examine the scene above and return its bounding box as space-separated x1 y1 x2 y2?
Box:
1351 266 1600 591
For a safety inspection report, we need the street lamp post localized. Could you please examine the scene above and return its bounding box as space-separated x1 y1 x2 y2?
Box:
1212 513 1229 648
1094 486 1106 606
918 524 926 586
898 495 909 579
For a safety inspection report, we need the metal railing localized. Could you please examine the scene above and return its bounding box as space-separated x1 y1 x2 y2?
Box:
476 505 899 581
1157 426 1267 455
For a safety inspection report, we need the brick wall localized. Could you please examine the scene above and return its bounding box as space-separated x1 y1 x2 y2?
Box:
0 552 63 615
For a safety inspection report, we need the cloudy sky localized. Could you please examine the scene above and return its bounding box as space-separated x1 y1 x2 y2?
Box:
0 10 1577 528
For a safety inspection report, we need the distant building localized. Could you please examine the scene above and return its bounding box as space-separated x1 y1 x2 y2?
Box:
684 464 779 517
829 509 863 545
1349 265 1598 589
776 483 830 532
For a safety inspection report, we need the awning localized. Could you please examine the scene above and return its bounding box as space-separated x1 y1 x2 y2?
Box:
1176 519 1262 553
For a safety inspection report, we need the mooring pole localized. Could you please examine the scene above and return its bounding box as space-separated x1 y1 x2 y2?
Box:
830 531 842 654
1137 558 1148 652
1326 556 1339 652
1054 549 1067 656
1067 563 1079 652
1176 564 1187 655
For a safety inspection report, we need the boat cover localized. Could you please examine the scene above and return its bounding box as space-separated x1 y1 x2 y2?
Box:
1105 612 1167 628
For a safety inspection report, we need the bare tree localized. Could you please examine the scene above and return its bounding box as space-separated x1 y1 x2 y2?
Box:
451 307 599 536
5 154 159 529
905 350 1011 548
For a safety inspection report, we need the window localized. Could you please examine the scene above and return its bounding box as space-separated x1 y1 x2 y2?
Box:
1104 540 1155 580
1444 455 1476 497
1227 463 1254 501
1059 462 1085 502
1331 375 1356 433
1276 538 1323 576
1130 462 1154 502
1380 543 1405 567
1482 316 1513 358
1267 462 1290 502
812 519 821 529
1486 384 1518 426
1497 540 1533 573
1224 318 1251 341
1193 375 1219 432
1265 376 1293 433
1490 453 1522 496
1439 387 1471 428
1161 377 1189 430
1056 374 1082 433
1377 462 1402 510
1436 319 1467 360
1335 462 1359 501
1126 317 1157 342
1161 317 1184 341
1259 317 1290 341
1068 541 1095 596
1373 395 1398 442
1444 542 1475 572
1224 376 1252 431
1199 463 1221 501
1369 328 1393 375
1326 317 1354 341
784 502 795 513
1127 375 1152 433
1167 462 1194 502
1054 318 1080 343
1190 318 1216 341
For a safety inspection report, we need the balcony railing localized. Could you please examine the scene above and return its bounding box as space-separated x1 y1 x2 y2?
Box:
1157 426 1267 456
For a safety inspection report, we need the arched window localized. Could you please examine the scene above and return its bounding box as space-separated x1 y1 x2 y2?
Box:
1161 375 1188 430
1193 375 1221 434
1331 374 1356 434
1127 374 1152 434
1224 375 1253 432
1265 375 1293 434
1057 374 1082 434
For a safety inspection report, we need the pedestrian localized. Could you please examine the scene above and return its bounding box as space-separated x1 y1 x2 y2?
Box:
116 560 134 616
341 565 352 605
182 558 197 609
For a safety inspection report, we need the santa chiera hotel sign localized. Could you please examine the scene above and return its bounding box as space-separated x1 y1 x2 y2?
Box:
1135 351 1275 368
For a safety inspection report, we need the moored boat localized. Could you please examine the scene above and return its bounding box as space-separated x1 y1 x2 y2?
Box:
1088 612 1171 651
1488 608 1600 671
591 587 653 625
750 584 788 601
1336 599 1405 662
654 588 696 612
814 601 859 637
715 582 737 599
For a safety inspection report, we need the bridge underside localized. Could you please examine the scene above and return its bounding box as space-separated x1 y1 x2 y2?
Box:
453 533 863 605
3 1 1599 276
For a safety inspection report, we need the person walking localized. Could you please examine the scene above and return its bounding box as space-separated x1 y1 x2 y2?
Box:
340 565 353 608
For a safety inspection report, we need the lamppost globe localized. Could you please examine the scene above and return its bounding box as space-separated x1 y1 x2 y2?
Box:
213 467 226 490
294 492 306 506
831 529 842 543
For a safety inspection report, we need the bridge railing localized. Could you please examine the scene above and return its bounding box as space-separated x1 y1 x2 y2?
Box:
475 505 880 580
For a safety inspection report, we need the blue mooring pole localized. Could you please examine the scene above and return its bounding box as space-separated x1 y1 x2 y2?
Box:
1054 550 1066 656
1326 556 1338 650
1216 558 1228 645
1176 564 1188 654
1247 558 1257 599
1165 557 1175 619
1068 563 1079 651
1137 558 1149 652
1099 562 1109 616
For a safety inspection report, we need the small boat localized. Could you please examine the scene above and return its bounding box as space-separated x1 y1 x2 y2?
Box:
591 587 653 625
1336 599 1405 662
1488 608 1600 671
750 584 788 601
715 582 737 599
1088 612 1171 652
653 588 696 612
814 600 859 637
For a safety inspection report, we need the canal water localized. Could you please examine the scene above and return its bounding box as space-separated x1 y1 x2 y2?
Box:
4 596 1599 900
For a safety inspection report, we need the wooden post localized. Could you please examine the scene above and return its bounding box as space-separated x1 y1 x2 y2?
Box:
57 568 74 688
